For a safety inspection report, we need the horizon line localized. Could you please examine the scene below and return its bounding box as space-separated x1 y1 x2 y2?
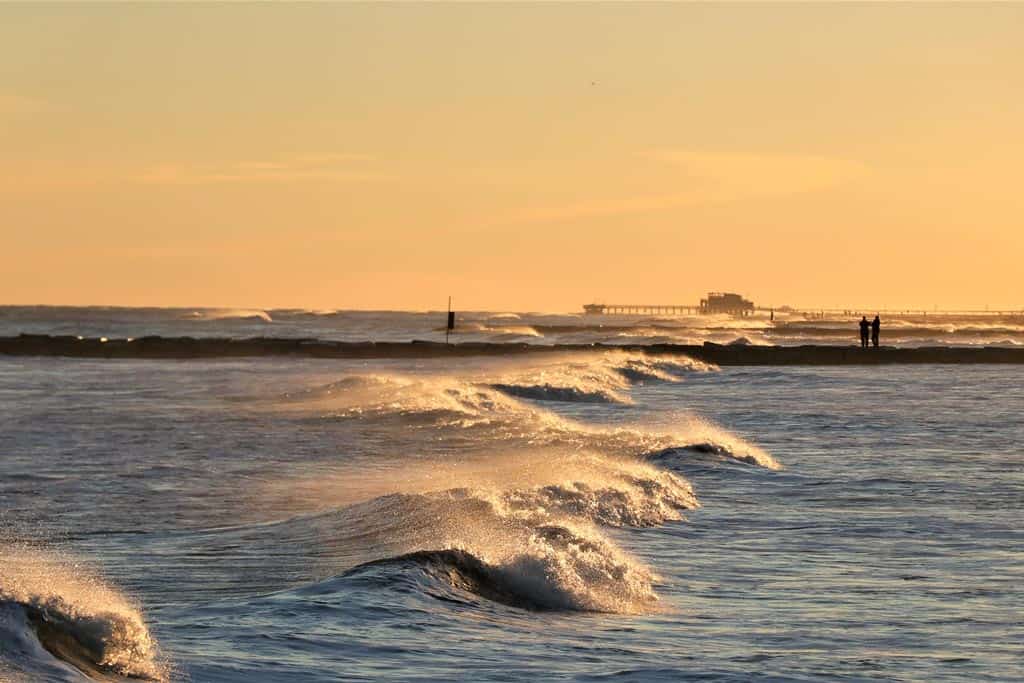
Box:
2 302 1023 316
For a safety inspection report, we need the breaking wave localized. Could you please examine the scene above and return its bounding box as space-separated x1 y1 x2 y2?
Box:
0 545 167 681
282 358 774 470
290 351 714 409
488 381 625 404
342 528 657 613
442 321 542 338
259 351 777 614
290 454 691 613
187 308 273 323
254 443 712 614
490 453 699 527
488 353 711 404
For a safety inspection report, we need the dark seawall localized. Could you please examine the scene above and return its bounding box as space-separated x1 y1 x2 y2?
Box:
3 334 1024 365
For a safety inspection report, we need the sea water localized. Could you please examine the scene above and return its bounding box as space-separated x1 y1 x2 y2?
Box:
3 306 1024 347
1 314 1022 682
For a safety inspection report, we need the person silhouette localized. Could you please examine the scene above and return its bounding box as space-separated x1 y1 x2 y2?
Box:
871 315 880 348
859 316 870 348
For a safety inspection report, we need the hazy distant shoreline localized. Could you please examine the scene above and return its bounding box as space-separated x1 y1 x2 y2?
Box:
3 334 1024 365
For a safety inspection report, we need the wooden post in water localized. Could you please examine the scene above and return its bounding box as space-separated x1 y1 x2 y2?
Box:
445 296 454 345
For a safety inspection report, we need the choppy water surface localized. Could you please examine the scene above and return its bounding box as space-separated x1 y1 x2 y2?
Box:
1 350 1022 681
4 306 1024 347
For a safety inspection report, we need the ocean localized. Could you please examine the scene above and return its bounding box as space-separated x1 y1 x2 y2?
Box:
2 306 1024 348
1 308 1022 682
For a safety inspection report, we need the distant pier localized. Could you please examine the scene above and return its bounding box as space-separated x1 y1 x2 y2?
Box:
584 297 1023 319
584 304 701 316
585 292 756 316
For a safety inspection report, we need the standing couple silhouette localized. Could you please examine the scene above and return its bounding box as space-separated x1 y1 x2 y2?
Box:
859 315 880 348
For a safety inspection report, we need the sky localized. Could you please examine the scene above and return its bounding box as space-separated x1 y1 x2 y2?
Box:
2 3 1022 312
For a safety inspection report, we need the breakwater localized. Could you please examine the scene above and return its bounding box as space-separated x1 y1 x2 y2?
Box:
3 334 1024 364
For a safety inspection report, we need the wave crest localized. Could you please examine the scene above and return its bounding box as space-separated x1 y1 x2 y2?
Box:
187 308 273 323
487 352 715 405
343 521 658 613
267 451 698 613
290 351 715 412
0 546 166 681
283 362 774 470
488 381 627 404
489 453 698 527
256 354 778 615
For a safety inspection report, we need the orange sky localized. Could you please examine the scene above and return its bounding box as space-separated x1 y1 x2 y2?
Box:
2 3 1022 312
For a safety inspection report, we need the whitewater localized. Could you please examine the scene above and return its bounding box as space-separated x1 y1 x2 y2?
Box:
1 326 1022 680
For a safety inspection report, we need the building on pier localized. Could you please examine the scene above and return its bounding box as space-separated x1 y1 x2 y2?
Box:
699 292 755 316
582 292 756 317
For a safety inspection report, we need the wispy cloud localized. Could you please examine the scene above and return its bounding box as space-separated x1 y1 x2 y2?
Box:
513 150 868 223
0 153 388 193
515 193 705 223
645 149 866 193
136 154 387 185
